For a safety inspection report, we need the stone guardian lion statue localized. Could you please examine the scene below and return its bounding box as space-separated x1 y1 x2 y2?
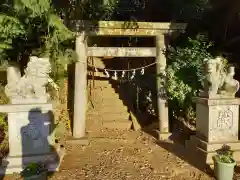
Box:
5 56 58 104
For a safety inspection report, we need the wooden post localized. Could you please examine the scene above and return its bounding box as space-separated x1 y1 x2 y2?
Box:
156 34 170 140
73 32 88 139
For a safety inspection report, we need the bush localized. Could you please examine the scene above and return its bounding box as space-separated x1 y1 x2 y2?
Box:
166 34 214 122
0 83 9 105
0 83 9 156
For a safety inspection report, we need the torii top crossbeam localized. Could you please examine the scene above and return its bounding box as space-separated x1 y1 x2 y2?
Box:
70 20 187 36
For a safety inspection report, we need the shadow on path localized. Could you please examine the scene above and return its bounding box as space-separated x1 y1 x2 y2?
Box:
156 134 214 178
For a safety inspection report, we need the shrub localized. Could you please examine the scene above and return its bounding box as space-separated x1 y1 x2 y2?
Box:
166 34 214 122
21 162 46 177
214 145 235 164
0 83 9 105
0 83 9 156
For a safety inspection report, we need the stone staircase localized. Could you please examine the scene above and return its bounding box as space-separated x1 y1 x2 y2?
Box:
86 58 133 133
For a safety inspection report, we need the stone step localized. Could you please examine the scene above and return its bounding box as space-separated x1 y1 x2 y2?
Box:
100 101 125 107
102 120 132 130
93 60 106 67
88 98 127 107
88 77 120 84
90 85 116 92
87 116 130 125
100 88 122 96
92 87 118 94
88 108 127 115
89 82 111 88
88 105 128 114
89 113 129 121
92 89 123 98
93 63 105 69
90 91 120 99
88 102 126 110
103 94 122 100
103 114 129 121
88 78 110 83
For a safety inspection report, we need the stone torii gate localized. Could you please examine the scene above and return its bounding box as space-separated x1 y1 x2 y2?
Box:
70 20 187 142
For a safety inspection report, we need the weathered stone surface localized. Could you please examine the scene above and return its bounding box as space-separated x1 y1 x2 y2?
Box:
199 57 239 98
0 104 64 174
157 131 172 141
75 20 187 29
186 136 240 164
85 29 178 36
219 66 240 97
73 34 88 138
0 145 65 174
156 35 169 138
186 97 240 165
90 113 129 122
6 105 54 156
71 20 187 36
0 103 53 113
194 97 240 106
189 136 240 152
199 57 226 98
102 121 132 130
8 111 53 156
196 98 240 142
87 47 156 57
5 56 57 104
73 21 187 138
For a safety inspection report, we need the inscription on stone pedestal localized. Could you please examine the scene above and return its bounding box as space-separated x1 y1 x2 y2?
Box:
209 105 238 142
217 108 233 129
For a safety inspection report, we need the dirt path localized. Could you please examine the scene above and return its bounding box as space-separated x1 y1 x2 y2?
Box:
53 130 214 180
3 129 240 180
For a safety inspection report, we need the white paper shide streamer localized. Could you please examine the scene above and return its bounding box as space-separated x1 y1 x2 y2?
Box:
122 71 125 78
104 69 110 78
94 67 99 76
130 69 136 80
114 71 117 80
92 62 155 80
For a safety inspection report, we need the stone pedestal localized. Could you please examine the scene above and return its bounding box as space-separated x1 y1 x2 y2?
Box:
0 103 64 174
186 97 240 164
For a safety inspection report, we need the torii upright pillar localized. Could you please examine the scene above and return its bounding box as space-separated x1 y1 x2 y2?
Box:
68 32 89 145
156 34 171 140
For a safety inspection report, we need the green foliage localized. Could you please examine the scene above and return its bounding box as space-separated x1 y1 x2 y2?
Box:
21 162 46 177
0 0 77 87
214 146 235 164
13 0 51 17
0 83 9 155
84 0 119 20
0 14 25 61
0 112 7 131
166 34 214 120
165 0 212 21
0 83 9 104
0 112 8 149
0 0 123 86
54 0 119 21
